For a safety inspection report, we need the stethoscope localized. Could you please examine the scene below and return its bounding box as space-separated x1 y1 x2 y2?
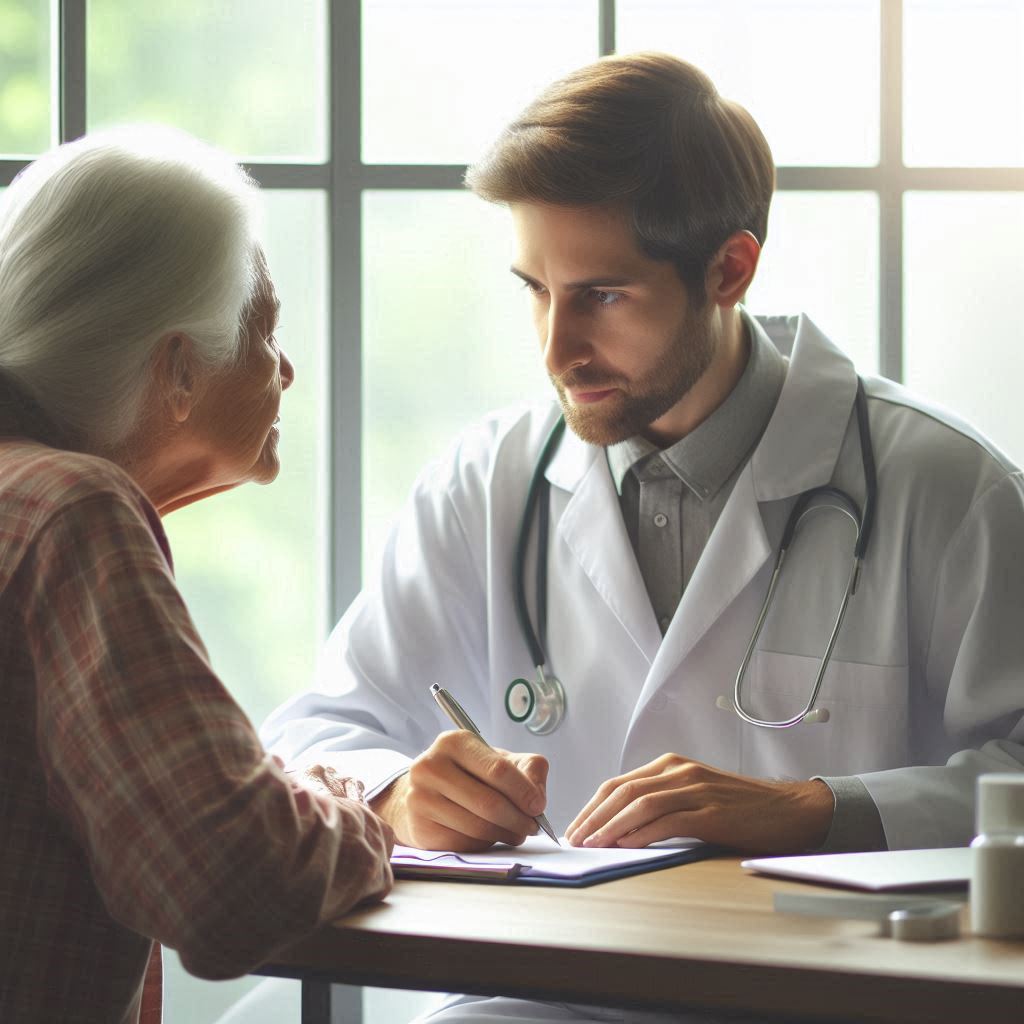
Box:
505 379 877 735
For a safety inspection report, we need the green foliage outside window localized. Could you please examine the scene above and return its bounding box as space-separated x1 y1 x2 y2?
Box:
87 0 326 160
0 0 50 155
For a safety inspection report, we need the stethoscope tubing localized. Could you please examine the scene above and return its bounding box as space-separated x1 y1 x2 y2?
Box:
733 379 877 727
512 378 877 730
512 415 567 675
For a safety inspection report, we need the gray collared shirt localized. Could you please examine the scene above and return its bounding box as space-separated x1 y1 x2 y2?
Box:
605 312 885 854
607 314 787 633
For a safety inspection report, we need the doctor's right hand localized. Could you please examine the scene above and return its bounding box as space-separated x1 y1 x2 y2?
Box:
368 731 549 852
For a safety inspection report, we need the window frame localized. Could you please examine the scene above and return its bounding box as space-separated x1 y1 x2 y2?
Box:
1 0 1022 622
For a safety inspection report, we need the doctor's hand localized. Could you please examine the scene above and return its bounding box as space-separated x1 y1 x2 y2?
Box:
566 754 833 854
369 730 549 852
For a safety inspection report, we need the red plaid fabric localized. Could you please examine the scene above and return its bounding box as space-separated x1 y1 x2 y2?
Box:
139 946 163 1024
0 440 394 1023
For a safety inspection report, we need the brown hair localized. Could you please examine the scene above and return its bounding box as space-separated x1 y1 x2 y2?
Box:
465 52 775 302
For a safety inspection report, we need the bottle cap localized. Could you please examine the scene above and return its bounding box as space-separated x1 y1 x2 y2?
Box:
888 902 961 942
976 773 1024 833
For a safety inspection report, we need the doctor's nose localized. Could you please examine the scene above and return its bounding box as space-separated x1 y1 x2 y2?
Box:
542 304 591 378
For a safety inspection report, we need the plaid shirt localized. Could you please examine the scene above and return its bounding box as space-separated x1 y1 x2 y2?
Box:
0 441 394 1023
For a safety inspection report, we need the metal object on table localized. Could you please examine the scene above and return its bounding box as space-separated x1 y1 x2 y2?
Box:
774 890 963 941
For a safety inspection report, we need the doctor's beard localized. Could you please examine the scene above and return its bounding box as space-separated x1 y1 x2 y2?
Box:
550 307 715 447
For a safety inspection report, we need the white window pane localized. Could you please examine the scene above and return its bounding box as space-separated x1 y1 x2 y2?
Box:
0 0 51 156
617 0 880 167
905 193 1024 461
746 191 879 374
362 0 598 164
163 955 265 1024
904 0 1024 167
164 190 328 732
362 191 550 574
86 0 327 161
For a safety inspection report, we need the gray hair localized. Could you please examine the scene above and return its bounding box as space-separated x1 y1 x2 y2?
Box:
0 125 261 453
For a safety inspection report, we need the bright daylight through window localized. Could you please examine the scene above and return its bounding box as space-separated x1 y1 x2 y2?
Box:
1 1 1021 1022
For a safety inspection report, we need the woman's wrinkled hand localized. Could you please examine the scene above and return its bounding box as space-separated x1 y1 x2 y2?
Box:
301 763 368 803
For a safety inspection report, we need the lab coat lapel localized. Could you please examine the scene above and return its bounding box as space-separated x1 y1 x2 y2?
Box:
545 431 663 666
628 463 771 727
626 313 860 725
750 314 858 503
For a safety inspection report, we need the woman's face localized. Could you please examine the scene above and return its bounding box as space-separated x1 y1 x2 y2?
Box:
183 262 295 493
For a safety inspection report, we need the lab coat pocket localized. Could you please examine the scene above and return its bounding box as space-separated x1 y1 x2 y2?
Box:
740 649 909 778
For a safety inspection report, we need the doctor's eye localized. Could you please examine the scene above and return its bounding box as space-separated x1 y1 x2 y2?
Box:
521 279 548 298
589 289 623 307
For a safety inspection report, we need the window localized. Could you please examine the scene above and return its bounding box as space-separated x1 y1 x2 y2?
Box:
2 2 1021 1021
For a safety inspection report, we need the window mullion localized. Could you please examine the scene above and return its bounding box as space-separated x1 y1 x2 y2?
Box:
0 160 29 187
58 0 86 144
879 0 904 382
329 0 365 626
600 0 615 56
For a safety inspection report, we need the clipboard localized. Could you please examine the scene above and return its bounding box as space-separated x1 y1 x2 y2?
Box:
391 835 714 887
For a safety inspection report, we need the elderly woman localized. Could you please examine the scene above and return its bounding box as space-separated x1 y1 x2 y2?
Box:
0 128 393 1023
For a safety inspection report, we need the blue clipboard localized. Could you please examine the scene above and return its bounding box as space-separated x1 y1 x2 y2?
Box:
391 838 715 887
513 843 718 887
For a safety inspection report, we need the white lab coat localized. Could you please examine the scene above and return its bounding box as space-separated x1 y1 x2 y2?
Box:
263 313 1024 850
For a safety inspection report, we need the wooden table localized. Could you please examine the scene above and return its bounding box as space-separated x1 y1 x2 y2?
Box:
258 856 1024 1023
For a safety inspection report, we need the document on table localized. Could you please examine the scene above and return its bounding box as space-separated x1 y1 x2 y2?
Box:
391 835 713 887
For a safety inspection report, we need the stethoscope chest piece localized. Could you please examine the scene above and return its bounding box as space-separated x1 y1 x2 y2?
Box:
505 671 566 735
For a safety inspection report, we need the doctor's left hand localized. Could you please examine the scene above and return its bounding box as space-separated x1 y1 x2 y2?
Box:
565 754 834 854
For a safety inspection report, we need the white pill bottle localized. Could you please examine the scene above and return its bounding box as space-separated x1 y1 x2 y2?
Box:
970 773 1024 938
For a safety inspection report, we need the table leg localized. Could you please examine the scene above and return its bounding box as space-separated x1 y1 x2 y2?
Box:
301 981 364 1024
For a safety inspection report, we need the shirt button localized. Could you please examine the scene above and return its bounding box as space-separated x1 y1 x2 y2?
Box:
659 616 671 631
653 512 669 528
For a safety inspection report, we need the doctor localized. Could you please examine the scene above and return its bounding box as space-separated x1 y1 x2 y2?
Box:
263 52 1024 864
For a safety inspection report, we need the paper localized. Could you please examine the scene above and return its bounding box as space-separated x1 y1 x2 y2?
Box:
741 847 971 891
391 835 709 885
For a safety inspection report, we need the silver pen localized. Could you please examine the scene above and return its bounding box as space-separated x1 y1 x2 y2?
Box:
430 683 560 846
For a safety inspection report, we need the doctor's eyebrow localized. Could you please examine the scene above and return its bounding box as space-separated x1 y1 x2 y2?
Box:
510 266 634 290
511 267 543 289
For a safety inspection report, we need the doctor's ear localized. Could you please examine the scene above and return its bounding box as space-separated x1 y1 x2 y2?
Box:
705 230 761 309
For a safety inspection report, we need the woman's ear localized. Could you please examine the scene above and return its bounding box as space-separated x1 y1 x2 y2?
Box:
152 333 196 424
705 230 761 308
